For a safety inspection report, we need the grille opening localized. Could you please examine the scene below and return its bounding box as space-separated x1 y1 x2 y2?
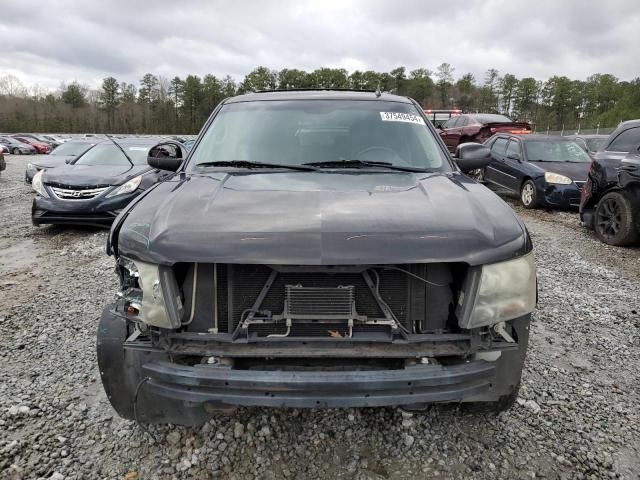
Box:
178 263 467 337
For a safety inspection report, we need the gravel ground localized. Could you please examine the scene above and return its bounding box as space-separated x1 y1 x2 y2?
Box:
1 154 639 480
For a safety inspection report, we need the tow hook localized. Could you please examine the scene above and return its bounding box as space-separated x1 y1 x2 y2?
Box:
493 322 515 343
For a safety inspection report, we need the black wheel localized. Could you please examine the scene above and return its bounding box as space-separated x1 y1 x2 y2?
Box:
12 148 21 155
520 180 538 209
594 191 639 246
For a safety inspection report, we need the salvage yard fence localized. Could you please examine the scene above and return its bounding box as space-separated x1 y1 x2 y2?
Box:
533 127 615 136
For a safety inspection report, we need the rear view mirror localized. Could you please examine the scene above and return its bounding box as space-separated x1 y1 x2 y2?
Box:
454 143 492 172
147 142 184 172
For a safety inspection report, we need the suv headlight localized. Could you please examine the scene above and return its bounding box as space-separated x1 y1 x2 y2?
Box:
460 253 536 329
119 258 183 329
32 170 49 197
107 175 142 198
544 172 572 185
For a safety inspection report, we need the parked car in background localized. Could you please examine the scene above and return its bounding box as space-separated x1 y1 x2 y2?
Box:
17 133 61 149
182 138 195 150
0 136 37 155
42 134 70 144
581 120 640 228
32 138 186 227
423 109 462 128
482 134 591 209
565 134 608 155
98 90 536 425
0 149 5 173
0 144 8 154
438 114 532 153
25 139 97 183
12 136 51 154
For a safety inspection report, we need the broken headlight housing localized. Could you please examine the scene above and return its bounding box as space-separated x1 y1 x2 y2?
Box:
460 253 536 329
118 257 183 329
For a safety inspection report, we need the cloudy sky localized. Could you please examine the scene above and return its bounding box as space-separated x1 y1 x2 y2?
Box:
1 0 639 91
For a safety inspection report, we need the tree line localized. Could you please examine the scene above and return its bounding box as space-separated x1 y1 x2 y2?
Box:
0 64 638 134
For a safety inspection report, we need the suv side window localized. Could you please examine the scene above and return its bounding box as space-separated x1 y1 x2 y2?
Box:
607 127 640 152
491 137 509 155
505 139 521 159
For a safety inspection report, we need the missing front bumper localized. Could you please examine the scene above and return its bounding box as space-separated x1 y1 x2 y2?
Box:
141 360 496 408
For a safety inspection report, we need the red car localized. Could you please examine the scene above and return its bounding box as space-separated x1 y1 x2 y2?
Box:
12 136 50 154
438 113 531 153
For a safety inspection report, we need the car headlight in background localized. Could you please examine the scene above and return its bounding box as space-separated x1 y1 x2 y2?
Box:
32 170 49 197
106 175 143 198
544 172 572 185
460 253 536 329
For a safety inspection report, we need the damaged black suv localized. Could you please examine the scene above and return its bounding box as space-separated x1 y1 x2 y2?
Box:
99 90 537 425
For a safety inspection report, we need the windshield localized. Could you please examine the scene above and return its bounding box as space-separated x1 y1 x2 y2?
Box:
74 143 151 166
189 100 448 171
50 142 94 156
525 141 591 163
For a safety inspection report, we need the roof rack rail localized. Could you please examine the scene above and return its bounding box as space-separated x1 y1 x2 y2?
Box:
254 88 378 93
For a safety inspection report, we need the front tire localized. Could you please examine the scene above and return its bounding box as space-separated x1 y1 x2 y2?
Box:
520 180 538 209
594 191 639 246
12 148 21 155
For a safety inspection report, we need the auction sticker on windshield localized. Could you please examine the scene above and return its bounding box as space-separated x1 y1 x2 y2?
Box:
379 112 426 125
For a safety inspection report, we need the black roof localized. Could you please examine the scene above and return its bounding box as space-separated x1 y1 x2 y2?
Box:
225 90 412 104
618 119 640 129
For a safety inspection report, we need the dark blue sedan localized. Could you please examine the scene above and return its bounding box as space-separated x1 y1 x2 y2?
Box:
481 134 592 209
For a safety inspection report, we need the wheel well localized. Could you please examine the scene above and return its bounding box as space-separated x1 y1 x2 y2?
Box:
520 177 533 189
625 184 640 203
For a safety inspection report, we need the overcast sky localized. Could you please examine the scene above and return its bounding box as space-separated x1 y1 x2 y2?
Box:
1 0 639 91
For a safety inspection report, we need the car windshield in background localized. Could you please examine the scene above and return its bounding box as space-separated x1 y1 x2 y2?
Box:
471 114 513 123
525 141 591 162
189 100 448 171
50 142 94 156
74 143 150 166
586 137 606 152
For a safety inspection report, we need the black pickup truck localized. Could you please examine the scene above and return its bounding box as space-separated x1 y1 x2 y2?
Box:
98 90 537 425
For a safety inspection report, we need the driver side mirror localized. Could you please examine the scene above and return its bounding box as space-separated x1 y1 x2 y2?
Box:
147 142 184 172
454 143 492 172
507 153 521 162
65 158 73 164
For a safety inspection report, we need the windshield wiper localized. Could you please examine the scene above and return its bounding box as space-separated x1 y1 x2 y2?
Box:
106 135 133 166
195 160 318 171
303 159 428 172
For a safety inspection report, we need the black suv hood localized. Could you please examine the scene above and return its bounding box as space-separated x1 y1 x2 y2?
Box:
42 164 150 187
115 171 528 266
